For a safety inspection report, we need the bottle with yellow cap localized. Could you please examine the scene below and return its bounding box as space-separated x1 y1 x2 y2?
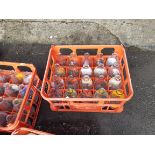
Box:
54 63 66 77
65 88 77 98
110 89 125 98
110 89 125 104
11 72 25 84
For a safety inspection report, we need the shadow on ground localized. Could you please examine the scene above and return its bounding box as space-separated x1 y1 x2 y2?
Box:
0 43 155 135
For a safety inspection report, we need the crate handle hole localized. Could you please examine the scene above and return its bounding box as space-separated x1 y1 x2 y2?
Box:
59 106 64 109
0 65 14 71
102 106 108 110
101 48 114 55
60 48 73 55
109 106 115 110
76 49 97 55
65 105 70 109
17 66 32 72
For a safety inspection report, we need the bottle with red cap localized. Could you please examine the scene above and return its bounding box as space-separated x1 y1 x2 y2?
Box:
10 72 24 84
80 89 93 98
66 75 78 89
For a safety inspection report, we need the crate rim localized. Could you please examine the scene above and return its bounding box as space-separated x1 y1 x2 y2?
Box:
41 44 133 103
0 61 38 132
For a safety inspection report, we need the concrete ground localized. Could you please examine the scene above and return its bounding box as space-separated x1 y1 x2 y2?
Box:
0 20 155 134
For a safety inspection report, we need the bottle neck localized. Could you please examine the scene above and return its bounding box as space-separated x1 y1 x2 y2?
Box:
83 53 90 67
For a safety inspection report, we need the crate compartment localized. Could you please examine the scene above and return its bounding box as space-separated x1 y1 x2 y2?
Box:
41 45 133 113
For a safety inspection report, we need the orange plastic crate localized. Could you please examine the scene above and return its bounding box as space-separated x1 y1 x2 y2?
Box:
11 127 51 135
0 62 42 132
41 45 133 113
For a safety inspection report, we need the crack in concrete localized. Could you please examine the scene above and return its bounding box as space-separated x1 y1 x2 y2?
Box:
48 20 123 45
